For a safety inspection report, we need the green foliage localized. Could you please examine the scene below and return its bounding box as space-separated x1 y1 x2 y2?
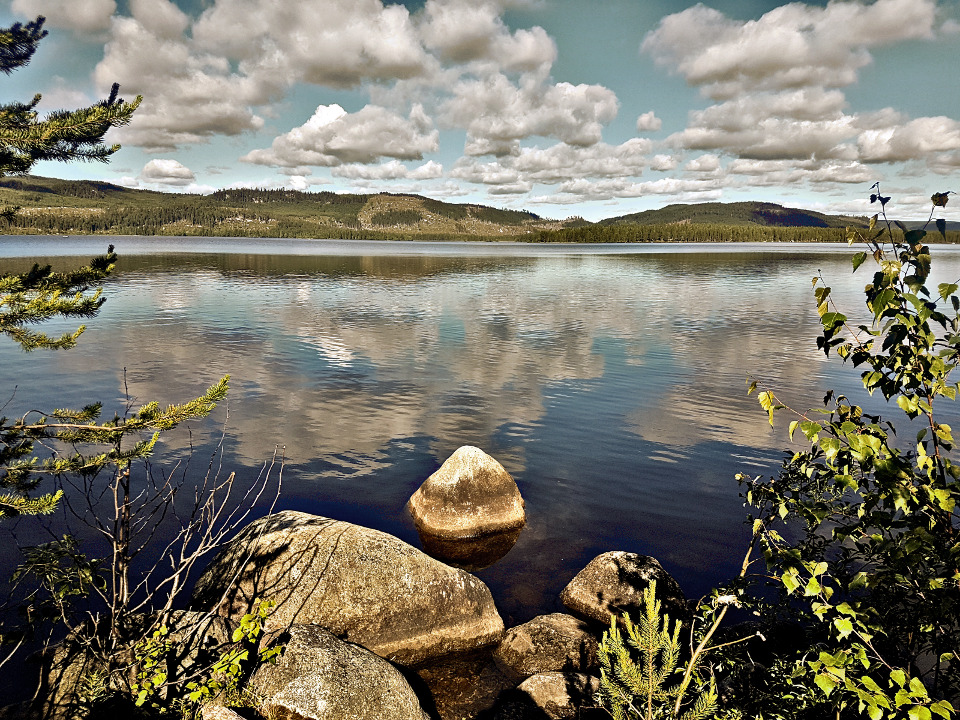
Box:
0 17 140 178
370 209 423 226
599 580 719 720
132 601 282 718
737 185 960 719
0 246 116 350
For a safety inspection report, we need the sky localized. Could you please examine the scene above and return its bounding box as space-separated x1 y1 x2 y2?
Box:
2 0 960 221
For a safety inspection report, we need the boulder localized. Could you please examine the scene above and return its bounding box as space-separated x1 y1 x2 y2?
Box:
408 446 525 540
201 706 246 720
488 673 601 720
253 624 430 720
190 511 504 665
493 613 598 683
516 673 601 720
560 551 687 626
413 649 513 720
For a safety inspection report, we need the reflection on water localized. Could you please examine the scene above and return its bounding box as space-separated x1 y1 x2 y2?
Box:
3 238 960 629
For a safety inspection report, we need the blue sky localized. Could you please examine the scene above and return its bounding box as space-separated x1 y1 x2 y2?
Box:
3 0 960 220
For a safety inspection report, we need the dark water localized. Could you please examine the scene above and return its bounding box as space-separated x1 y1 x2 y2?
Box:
3 236 960 630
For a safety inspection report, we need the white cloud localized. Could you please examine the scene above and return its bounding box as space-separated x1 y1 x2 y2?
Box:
34 77 92 112
449 138 654 194
636 111 662 133
12 0 116 33
857 117 960 163
419 0 555 73
191 0 429 88
139 159 196 186
333 160 444 181
642 0 936 100
540 177 723 203
650 154 679 172
686 154 721 174
242 103 439 168
444 73 619 155
94 15 278 151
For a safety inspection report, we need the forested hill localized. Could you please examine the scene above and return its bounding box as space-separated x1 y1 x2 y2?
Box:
600 201 861 228
0 175 956 242
0 175 562 240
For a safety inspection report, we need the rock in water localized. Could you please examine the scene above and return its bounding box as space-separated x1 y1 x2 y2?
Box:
560 551 687 626
190 511 504 666
493 613 598 683
408 445 525 541
253 624 430 720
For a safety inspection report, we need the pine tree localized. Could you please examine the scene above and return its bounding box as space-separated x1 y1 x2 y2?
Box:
0 16 140 177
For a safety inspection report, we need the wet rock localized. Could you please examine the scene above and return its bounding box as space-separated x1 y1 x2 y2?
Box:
253 624 430 720
191 511 504 666
487 673 601 720
413 648 513 720
493 613 598 683
560 551 687 626
408 446 525 542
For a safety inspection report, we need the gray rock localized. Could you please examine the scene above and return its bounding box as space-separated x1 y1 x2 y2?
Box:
517 673 600 720
253 624 430 720
201 705 246 720
493 613 598 683
489 673 601 720
560 551 687 626
413 649 512 720
408 446 525 540
191 511 505 665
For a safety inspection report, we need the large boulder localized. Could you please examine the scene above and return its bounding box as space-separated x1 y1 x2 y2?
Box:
252 624 430 720
190 511 504 665
493 614 598 683
560 552 687 626
408 446 525 541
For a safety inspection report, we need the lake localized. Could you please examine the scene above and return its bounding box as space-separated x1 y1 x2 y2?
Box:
3 236 960 630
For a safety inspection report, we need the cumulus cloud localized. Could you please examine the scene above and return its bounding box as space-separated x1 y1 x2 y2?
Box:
444 73 619 155
191 0 429 88
333 160 444 181
636 111 662 133
449 138 654 194
12 0 116 33
241 104 439 168
536 178 723 204
94 12 278 150
642 0 936 101
857 117 960 163
419 0 556 73
642 0 956 187
139 159 197 186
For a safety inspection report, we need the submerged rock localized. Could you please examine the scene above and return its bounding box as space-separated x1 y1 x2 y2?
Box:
190 510 504 666
560 551 687 626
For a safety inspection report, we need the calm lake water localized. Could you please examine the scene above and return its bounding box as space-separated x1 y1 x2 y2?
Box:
4 235 960 629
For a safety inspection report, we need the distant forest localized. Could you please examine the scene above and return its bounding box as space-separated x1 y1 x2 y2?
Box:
1 175 958 243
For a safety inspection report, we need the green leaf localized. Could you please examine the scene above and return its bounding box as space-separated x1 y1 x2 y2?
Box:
891 669 907 688
815 672 839 696
834 617 854 639
782 570 800 595
853 251 868 271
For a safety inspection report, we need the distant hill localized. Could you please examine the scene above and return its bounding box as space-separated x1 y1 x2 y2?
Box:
0 175 563 240
599 201 866 229
0 176 956 241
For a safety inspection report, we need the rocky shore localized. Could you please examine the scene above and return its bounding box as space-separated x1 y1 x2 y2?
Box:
7 446 690 720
